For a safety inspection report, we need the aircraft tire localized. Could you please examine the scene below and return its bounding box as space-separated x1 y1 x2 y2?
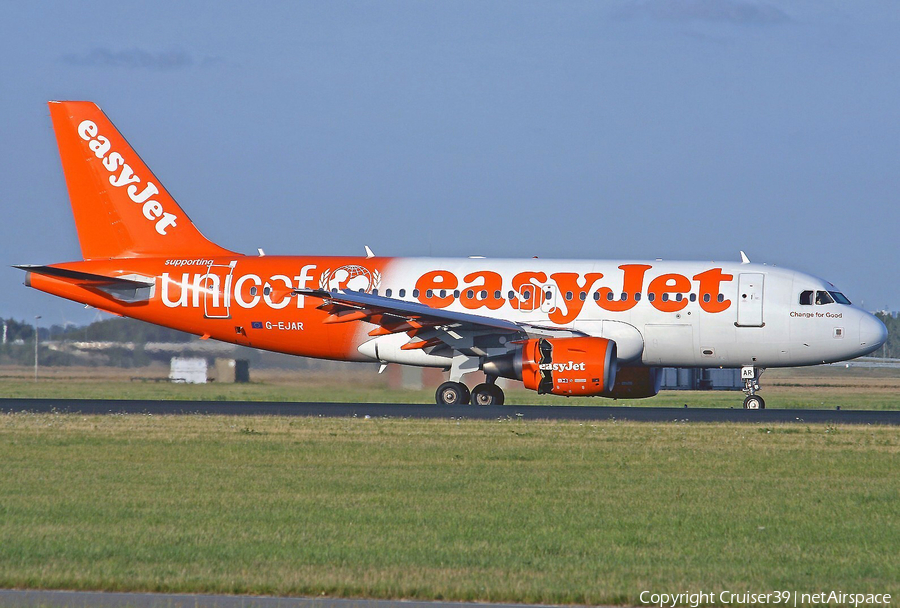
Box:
743 395 766 410
436 381 470 405
471 383 504 406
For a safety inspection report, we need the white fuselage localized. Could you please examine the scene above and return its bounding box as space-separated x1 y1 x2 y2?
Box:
356 258 886 369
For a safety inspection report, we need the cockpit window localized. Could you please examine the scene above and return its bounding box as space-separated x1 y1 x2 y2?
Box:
815 290 834 305
799 290 813 305
829 291 851 305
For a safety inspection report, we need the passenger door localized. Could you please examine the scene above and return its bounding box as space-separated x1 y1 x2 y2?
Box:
736 273 765 327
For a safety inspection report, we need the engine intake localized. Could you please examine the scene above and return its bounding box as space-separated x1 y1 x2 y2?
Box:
483 337 617 396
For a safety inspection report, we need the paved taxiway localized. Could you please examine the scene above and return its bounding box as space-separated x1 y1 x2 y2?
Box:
1 398 899 424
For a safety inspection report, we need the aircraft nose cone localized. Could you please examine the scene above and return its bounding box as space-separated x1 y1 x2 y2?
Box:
859 313 888 353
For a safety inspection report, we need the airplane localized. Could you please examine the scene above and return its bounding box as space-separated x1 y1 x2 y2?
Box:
17 101 889 409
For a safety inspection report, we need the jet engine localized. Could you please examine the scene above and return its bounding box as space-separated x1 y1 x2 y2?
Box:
483 337 617 396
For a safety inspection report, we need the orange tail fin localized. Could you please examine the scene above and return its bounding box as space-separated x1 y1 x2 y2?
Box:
49 101 237 260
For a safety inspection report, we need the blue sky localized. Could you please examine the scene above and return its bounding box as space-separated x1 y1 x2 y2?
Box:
1 0 897 326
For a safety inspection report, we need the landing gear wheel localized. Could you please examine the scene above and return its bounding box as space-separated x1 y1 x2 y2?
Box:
436 381 470 405
743 395 766 410
471 383 505 406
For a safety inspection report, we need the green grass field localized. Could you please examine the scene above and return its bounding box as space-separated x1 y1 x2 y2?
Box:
1 413 898 604
2 364 899 410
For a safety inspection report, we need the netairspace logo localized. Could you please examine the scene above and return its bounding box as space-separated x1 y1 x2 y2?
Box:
639 590 892 607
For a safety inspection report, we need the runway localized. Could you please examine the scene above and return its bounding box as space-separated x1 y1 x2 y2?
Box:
2 398 899 424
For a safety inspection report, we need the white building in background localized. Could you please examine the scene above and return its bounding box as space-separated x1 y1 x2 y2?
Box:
169 357 208 384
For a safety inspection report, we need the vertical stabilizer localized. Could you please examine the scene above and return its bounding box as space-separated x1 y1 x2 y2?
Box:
48 101 236 260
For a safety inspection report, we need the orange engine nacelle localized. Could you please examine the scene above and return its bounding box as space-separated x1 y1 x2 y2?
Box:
483 337 617 396
600 366 662 399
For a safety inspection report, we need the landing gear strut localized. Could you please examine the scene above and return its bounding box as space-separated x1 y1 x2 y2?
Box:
741 366 766 410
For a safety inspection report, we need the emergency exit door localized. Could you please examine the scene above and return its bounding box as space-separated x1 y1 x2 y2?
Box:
736 273 764 327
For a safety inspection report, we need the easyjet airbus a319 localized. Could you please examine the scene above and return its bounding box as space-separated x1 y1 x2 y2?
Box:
18 102 888 408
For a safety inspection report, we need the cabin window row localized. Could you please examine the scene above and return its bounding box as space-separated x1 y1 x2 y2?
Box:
333 287 726 304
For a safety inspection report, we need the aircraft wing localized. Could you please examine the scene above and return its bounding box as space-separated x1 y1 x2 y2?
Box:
295 288 545 357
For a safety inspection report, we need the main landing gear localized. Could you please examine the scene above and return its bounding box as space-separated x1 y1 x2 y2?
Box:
741 366 766 410
435 377 505 406
435 381 469 405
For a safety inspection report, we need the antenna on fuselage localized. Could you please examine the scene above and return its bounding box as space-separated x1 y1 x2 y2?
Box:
740 251 750 264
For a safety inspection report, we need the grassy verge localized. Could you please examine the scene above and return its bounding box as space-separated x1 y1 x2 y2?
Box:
1 364 899 409
0 414 898 604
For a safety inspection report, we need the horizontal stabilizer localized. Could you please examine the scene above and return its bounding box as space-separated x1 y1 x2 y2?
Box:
14 265 154 288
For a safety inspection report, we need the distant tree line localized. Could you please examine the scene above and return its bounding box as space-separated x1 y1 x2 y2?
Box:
875 312 899 359
0 317 194 367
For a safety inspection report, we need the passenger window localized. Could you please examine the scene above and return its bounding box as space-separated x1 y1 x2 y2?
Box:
372 289 378 296
412 289 419 298
453 290 460 299
439 290 446 298
566 291 573 301
593 292 600 301
689 293 696 302
467 290 474 299
675 293 683 302
607 292 614 301
648 293 655 302
703 294 710 303
579 292 587 301
426 289 434 298
799 290 813 306
635 293 641 302
661 293 669 302
494 290 501 299
385 289 392 297
621 292 628 301
399 289 406 298
816 291 834 305
717 294 724 303
508 290 515 300
480 290 488 299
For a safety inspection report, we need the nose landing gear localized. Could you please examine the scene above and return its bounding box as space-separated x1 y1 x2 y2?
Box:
741 366 766 410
